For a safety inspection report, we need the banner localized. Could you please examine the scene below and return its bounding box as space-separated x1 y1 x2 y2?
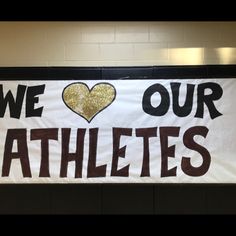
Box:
0 78 235 183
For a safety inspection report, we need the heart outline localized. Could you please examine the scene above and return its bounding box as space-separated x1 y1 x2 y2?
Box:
62 82 116 123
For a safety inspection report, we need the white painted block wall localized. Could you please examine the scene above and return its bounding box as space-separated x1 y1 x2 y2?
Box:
0 21 235 66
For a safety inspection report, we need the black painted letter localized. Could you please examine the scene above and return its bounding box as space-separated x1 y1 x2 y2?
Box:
142 83 170 116
195 82 223 119
26 85 45 117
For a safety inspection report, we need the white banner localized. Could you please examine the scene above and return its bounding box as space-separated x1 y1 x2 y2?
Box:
0 79 235 183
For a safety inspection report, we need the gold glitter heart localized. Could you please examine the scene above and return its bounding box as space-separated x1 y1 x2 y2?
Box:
62 82 116 122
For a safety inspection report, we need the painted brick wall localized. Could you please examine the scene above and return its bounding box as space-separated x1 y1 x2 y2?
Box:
0 21 236 66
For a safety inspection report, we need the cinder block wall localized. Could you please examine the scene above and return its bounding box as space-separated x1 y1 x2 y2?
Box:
0 21 236 66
